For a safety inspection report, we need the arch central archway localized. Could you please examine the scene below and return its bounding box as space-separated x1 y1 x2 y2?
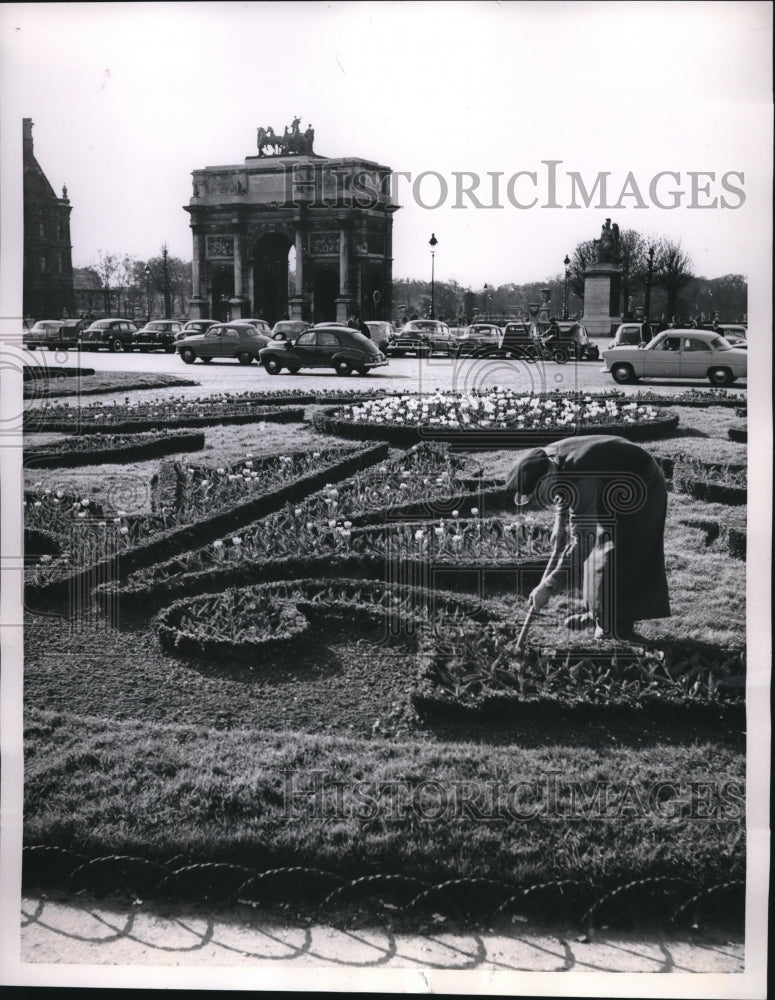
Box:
252 232 294 325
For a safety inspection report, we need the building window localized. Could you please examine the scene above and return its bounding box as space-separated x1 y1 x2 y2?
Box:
40 255 47 273
57 223 63 240
39 222 46 238
58 253 64 274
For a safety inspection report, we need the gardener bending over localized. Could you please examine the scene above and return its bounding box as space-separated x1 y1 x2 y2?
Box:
506 435 670 640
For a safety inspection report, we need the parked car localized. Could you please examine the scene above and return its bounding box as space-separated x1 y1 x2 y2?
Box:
535 321 600 362
23 318 85 351
259 325 388 376
610 321 661 348
364 321 395 352
133 320 183 353
177 322 271 365
175 319 219 342
602 329 747 386
270 320 310 341
78 318 138 352
241 318 272 335
499 321 541 360
454 323 502 357
386 319 454 357
716 324 747 347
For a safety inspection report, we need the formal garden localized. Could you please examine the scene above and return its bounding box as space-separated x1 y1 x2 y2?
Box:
21 373 747 932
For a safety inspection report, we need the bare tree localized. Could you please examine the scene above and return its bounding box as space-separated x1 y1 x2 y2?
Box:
654 238 694 319
94 251 120 314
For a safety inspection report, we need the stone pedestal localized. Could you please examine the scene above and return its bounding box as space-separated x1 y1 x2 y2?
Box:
229 296 250 320
288 295 306 321
582 263 623 336
335 296 352 324
188 297 208 320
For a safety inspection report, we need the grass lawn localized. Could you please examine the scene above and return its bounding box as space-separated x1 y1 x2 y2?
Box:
22 401 747 924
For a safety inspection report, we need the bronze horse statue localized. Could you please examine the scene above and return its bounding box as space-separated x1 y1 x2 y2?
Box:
257 118 315 157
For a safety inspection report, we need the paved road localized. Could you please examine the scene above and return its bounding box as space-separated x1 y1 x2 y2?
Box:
17 893 744 978
20 344 747 405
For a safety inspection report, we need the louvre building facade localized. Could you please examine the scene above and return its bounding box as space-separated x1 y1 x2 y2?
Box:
23 118 75 320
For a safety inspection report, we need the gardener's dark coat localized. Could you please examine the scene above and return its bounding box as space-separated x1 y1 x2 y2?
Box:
539 435 670 628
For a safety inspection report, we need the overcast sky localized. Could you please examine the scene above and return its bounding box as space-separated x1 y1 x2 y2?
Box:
1 1 772 289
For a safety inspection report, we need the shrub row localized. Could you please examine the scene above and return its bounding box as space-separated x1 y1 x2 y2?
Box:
24 443 388 608
24 431 206 469
312 408 681 447
728 425 747 443
23 406 306 435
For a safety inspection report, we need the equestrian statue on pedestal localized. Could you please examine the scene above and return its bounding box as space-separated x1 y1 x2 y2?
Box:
257 117 315 157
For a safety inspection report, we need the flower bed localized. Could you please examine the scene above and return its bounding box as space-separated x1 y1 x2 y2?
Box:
24 374 201 400
155 578 491 665
411 622 745 722
24 443 388 605
313 390 680 445
23 366 95 381
24 431 206 469
112 444 517 596
24 403 306 434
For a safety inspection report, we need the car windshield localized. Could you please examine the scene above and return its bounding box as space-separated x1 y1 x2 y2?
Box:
32 321 60 331
710 335 733 350
407 321 445 331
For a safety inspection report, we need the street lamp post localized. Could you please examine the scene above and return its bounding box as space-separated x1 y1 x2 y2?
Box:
644 244 655 320
563 255 570 320
144 264 152 322
429 233 438 319
483 283 488 318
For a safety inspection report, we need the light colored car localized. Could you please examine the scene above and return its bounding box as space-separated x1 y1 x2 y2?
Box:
23 319 85 350
454 323 502 356
241 318 272 335
602 329 747 386
365 321 395 352
177 321 271 365
175 319 219 342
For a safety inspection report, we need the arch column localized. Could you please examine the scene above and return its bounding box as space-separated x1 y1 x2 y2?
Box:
288 225 306 320
188 225 208 318
335 217 352 323
229 219 249 319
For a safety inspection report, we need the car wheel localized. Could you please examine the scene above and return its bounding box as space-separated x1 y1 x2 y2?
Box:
180 348 196 364
264 357 282 375
287 365 300 375
237 351 253 365
355 365 369 375
26 344 36 351
109 338 124 353
164 345 175 354
417 347 430 359
708 366 733 386
201 356 213 364
393 350 405 358
551 347 570 364
611 362 636 384
335 359 352 376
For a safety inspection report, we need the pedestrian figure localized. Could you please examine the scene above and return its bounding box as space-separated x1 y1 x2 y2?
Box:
506 436 670 640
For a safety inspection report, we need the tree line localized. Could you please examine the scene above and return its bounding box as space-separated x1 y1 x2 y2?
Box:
73 245 192 321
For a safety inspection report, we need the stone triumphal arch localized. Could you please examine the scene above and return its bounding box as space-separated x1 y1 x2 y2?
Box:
184 120 398 325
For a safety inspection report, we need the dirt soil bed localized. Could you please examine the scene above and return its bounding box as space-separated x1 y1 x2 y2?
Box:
23 611 744 750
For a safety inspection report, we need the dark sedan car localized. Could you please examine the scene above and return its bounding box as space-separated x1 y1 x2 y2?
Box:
133 320 183 353
259 326 388 375
386 319 454 357
78 318 139 352
177 322 271 365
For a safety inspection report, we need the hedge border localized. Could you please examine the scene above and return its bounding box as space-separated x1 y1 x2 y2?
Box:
674 479 747 506
728 425 747 443
23 405 306 435
24 431 206 469
312 408 681 447
25 442 389 607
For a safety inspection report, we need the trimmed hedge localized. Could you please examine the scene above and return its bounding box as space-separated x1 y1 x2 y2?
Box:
312 407 680 447
24 443 389 608
728 425 747 443
98 548 551 616
23 405 306 435
24 431 206 469
24 528 61 557
675 479 747 506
